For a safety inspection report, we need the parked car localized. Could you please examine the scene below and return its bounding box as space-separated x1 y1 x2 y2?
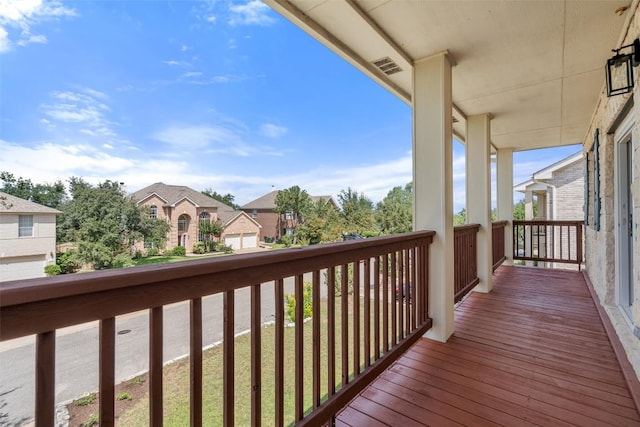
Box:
342 233 364 241
395 282 412 301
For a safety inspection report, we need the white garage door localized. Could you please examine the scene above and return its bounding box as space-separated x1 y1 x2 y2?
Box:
241 233 257 249
224 234 241 250
0 255 46 282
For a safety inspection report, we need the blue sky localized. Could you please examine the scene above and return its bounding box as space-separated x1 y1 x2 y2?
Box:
0 0 581 212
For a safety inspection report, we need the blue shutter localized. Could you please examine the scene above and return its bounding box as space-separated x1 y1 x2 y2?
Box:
594 129 601 232
584 152 590 226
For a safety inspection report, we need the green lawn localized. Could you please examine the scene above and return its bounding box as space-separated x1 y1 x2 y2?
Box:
117 295 381 426
132 253 225 266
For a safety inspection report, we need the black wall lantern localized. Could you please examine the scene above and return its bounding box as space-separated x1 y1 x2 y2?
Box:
606 38 640 97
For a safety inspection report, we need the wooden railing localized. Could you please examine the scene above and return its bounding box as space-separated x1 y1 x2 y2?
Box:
0 231 434 427
513 220 584 268
453 224 480 303
492 220 508 271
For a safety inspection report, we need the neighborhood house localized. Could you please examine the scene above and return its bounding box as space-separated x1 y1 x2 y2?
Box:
130 183 261 253
0 192 60 282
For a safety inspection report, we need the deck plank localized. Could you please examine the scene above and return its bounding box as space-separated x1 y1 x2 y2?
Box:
337 266 640 426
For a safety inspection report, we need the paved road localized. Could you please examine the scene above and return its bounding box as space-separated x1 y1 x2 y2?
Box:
0 276 318 426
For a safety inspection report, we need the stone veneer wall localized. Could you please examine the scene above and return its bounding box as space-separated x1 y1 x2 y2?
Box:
583 2 640 378
553 161 584 221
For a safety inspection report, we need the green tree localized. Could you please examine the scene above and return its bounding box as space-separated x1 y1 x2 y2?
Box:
338 187 376 235
512 199 537 221
274 186 312 243
375 183 413 234
296 198 343 244
201 188 239 209
453 208 467 226
199 220 224 252
1 171 67 208
57 178 170 269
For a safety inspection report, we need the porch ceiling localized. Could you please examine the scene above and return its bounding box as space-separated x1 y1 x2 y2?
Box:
265 0 634 152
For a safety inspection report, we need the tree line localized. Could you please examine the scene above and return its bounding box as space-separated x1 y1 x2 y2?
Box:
4 171 516 271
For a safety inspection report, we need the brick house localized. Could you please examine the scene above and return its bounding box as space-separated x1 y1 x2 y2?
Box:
0 192 60 281
130 183 261 253
514 152 584 268
514 152 584 221
240 190 338 242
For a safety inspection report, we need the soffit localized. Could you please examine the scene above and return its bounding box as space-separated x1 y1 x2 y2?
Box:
266 0 632 152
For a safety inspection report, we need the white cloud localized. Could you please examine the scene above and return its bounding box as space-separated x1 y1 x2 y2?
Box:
206 15 216 23
163 59 190 67
180 71 203 79
181 44 190 51
0 26 8 52
228 0 275 26
0 0 76 53
260 123 288 139
152 123 281 157
40 87 121 142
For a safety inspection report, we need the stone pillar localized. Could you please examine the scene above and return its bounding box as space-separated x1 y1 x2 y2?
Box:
413 52 454 342
466 114 493 293
497 148 514 265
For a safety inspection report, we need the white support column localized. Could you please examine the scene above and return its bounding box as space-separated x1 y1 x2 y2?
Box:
497 148 514 265
466 114 492 293
413 53 454 342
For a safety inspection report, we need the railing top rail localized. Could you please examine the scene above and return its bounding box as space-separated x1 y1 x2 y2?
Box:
512 220 584 226
492 220 508 227
1 230 435 308
453 223 481 233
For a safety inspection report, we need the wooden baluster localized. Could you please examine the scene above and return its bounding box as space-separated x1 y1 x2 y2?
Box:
223 291 234 427
251 286 261 427
150 307 163 427
100 318 115 427
36 331 55 427
190 298 203 427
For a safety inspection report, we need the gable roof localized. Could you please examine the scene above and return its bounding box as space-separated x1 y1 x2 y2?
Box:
0 192 61 214
241 190 278 210
218 210 262 228
241 191 339 210
130 183 234 211
514 152 583 191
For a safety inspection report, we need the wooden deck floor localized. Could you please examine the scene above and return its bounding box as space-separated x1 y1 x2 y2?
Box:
336 266 640 427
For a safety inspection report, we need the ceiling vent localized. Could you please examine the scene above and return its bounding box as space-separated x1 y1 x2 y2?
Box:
452 117 459 124
372 57 402 75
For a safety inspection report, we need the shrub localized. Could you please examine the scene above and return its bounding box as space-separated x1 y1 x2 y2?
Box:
112 253 135 269
277 235 292 247
44 264 61 276
171 246 186 256
74 393 97 406
81 413 99 427
56 251 81 274
285 282 313 322
146 246 159 257
193 242 206 254
116 392 132 401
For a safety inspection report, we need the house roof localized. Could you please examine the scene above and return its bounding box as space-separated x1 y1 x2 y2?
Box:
218 210 262 228
130 182 235 211
0 192 61 214
514 151 583 192
241 191 339 210
241 190 278 210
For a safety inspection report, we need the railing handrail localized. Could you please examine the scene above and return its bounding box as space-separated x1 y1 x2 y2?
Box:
1 230 434 342
1 230 435 310
513 220 584 267
492 220 508 228
513 219 583 226
1 230 435 427
453 223 481 233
